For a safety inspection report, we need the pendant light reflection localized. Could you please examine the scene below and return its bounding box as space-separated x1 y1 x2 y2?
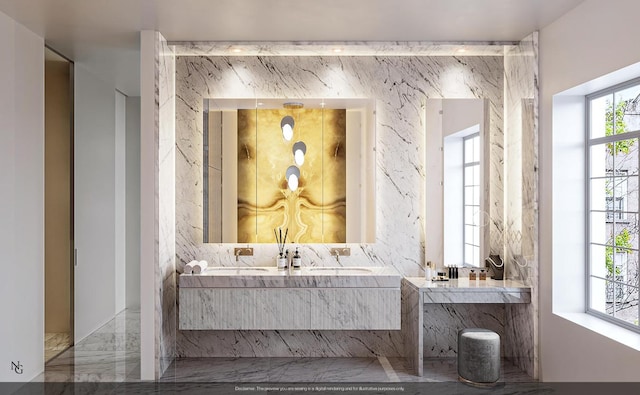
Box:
286 165 300 192
292 141 307 166
280 115 295 141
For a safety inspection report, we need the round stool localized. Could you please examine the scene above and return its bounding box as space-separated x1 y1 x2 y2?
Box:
457 328 500 386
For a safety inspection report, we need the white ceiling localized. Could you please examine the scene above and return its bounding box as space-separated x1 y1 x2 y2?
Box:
0 0 586 96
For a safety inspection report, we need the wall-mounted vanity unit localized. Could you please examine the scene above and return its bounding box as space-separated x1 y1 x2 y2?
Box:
179 267 401 330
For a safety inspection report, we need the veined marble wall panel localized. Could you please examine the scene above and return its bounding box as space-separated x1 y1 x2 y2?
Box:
422 303 505 357
175 54 504 357
156 34 176 377
503 32 539 379
177 329 404 358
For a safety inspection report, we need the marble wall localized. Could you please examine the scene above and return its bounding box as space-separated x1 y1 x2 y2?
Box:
503 32 539 378
156 33 176 377
422 304 505 357
173 51 505 357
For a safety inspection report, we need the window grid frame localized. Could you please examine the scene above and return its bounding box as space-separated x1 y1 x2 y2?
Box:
463 132 480 266
586 77 640 333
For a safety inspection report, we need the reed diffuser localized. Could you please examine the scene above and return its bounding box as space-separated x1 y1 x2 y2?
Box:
274 227 288 270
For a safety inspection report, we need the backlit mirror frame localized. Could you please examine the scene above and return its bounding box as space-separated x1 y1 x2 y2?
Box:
425 98 489 268
203 98 377 244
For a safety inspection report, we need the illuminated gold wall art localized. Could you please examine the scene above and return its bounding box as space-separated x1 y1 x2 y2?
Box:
237 108 346 243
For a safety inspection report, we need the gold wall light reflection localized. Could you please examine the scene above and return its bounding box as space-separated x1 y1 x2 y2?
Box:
237 107 346 243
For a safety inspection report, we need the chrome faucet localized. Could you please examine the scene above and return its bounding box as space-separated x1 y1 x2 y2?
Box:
234 247 253 262
330 247 350 263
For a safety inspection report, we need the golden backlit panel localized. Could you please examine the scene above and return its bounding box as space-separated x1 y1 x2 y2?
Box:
237 109 346 243
237 109 258 243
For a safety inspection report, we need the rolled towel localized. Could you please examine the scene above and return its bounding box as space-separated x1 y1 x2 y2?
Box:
192 260 208 274
183 260 198 274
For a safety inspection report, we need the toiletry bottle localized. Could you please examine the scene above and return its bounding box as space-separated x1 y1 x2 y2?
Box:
277 253 287 270
425 261 432 280
292 247 301 269
285 250 290 269
469 269 477 280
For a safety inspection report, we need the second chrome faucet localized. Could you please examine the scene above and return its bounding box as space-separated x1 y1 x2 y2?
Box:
330 247 350 263
234 247 253 262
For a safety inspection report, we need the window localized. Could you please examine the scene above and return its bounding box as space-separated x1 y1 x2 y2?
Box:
463 133 480 266
587 78 640 331
605 170 628 222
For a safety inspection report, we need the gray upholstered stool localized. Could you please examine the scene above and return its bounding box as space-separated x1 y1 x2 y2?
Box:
457 328 500 386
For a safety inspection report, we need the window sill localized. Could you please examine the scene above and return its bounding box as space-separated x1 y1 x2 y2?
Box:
555 312 640 351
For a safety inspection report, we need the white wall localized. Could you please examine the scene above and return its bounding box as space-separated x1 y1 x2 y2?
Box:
126 96 141 309
0 10 44 382
115 91 126 313
540 0 640 381
74 64 117 342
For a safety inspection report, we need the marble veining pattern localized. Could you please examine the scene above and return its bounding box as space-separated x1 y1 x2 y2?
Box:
45 333 71 362
174 52 505 357
34 309 141 382
401 279 423 375
156 32 177 377
179 266 401 288
503 32 539 379
172 41 512 57
423 304 505 357
177 330 404 358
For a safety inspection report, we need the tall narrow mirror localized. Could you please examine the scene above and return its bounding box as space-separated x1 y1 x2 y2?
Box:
425 99 489 267
203 98 376 244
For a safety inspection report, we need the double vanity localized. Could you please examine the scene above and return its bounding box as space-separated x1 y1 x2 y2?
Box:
179 265 531 377
179 266 401 330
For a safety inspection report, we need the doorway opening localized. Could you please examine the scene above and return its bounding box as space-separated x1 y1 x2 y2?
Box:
44 46 74 362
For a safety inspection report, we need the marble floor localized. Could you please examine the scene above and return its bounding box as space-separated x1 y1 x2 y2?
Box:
33 309 141 382
34 308 535 386
44 332 71 362
159 356 532 383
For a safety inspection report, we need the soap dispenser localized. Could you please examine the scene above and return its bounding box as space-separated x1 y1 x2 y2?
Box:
292 247 302 269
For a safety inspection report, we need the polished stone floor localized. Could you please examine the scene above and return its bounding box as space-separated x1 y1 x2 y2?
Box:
34 308 533 384
159 356 532 383
34 309 141 382
44 332 71 362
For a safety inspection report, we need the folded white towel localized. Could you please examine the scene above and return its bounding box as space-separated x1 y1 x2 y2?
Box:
192 260 208 274
184 260 198 274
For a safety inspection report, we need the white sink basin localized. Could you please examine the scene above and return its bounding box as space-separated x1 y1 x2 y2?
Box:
307 267 373 274
205 267 269 274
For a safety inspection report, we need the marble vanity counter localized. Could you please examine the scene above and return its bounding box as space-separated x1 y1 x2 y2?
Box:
403 277 530 303
179 266 401 330
179 266 401 288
